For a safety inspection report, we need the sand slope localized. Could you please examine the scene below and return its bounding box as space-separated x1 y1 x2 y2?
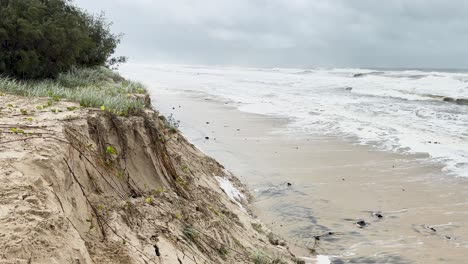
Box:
0 94 296 264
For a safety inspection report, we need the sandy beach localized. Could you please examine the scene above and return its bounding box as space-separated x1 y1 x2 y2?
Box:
151 89 468 263
3 0 467 263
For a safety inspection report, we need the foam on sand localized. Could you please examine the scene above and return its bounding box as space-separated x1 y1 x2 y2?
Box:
215 176 246 209
317 255 331 264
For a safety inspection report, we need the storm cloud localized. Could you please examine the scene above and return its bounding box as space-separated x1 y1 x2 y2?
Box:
74 0 468 68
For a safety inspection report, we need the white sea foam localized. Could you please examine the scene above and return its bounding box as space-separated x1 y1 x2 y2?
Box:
316 255 331 264
298 255 331 264
214 176 245 209
120 64 468 177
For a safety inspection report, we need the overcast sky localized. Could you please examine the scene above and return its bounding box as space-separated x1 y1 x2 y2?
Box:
74 0 468 69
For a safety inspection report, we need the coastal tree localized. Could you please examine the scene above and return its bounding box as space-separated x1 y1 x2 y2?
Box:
0 0 126 79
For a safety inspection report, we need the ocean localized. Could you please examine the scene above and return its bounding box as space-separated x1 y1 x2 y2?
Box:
120 64 468 178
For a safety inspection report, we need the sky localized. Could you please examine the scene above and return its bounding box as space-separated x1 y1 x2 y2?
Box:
74 0 468 69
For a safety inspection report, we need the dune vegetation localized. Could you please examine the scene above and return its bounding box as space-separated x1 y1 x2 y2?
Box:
0 67 147 116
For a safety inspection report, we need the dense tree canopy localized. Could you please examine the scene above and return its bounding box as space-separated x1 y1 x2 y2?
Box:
0 0 125 79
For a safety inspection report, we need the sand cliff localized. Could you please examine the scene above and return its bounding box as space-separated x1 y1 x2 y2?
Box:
0 93 297 263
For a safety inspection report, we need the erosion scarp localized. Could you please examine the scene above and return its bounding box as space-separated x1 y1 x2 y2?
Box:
0 94 296 264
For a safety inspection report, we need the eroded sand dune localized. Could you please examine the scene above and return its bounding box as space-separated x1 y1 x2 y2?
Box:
0 94 296 264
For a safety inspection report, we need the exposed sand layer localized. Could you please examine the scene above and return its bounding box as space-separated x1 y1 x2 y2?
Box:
0 93 298 264
152 90 468 264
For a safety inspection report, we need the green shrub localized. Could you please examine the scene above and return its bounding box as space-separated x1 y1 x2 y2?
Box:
0 0 126 79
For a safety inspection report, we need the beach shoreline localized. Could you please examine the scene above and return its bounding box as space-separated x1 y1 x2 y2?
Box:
151 89 468 263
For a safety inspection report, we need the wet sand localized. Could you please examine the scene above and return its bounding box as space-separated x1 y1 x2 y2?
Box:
151 90 468 263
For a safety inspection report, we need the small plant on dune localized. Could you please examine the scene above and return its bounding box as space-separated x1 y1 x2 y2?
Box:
50 108 57 114
48 92 60 102
67 106 77 111
85 218 94 231
251 251 286 264
217 246 229 259
165 114 180 132
308 248 317 256
117 170 124 179
23 117 33 122
251 223 264 234
137 87 145 94
154 187 166 195
183 226 199 241
9 127 24 134
251 251 270 264
123 201 132 210
20 109 28 115
145 197 151 203
175 177 187 188
105 146 116 155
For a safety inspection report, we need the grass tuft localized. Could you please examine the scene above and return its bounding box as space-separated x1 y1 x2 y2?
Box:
252 251 270 264
183 226 199 241
0 66 148 116
163 113 180 132
251 223 264 234
251 251 287 264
